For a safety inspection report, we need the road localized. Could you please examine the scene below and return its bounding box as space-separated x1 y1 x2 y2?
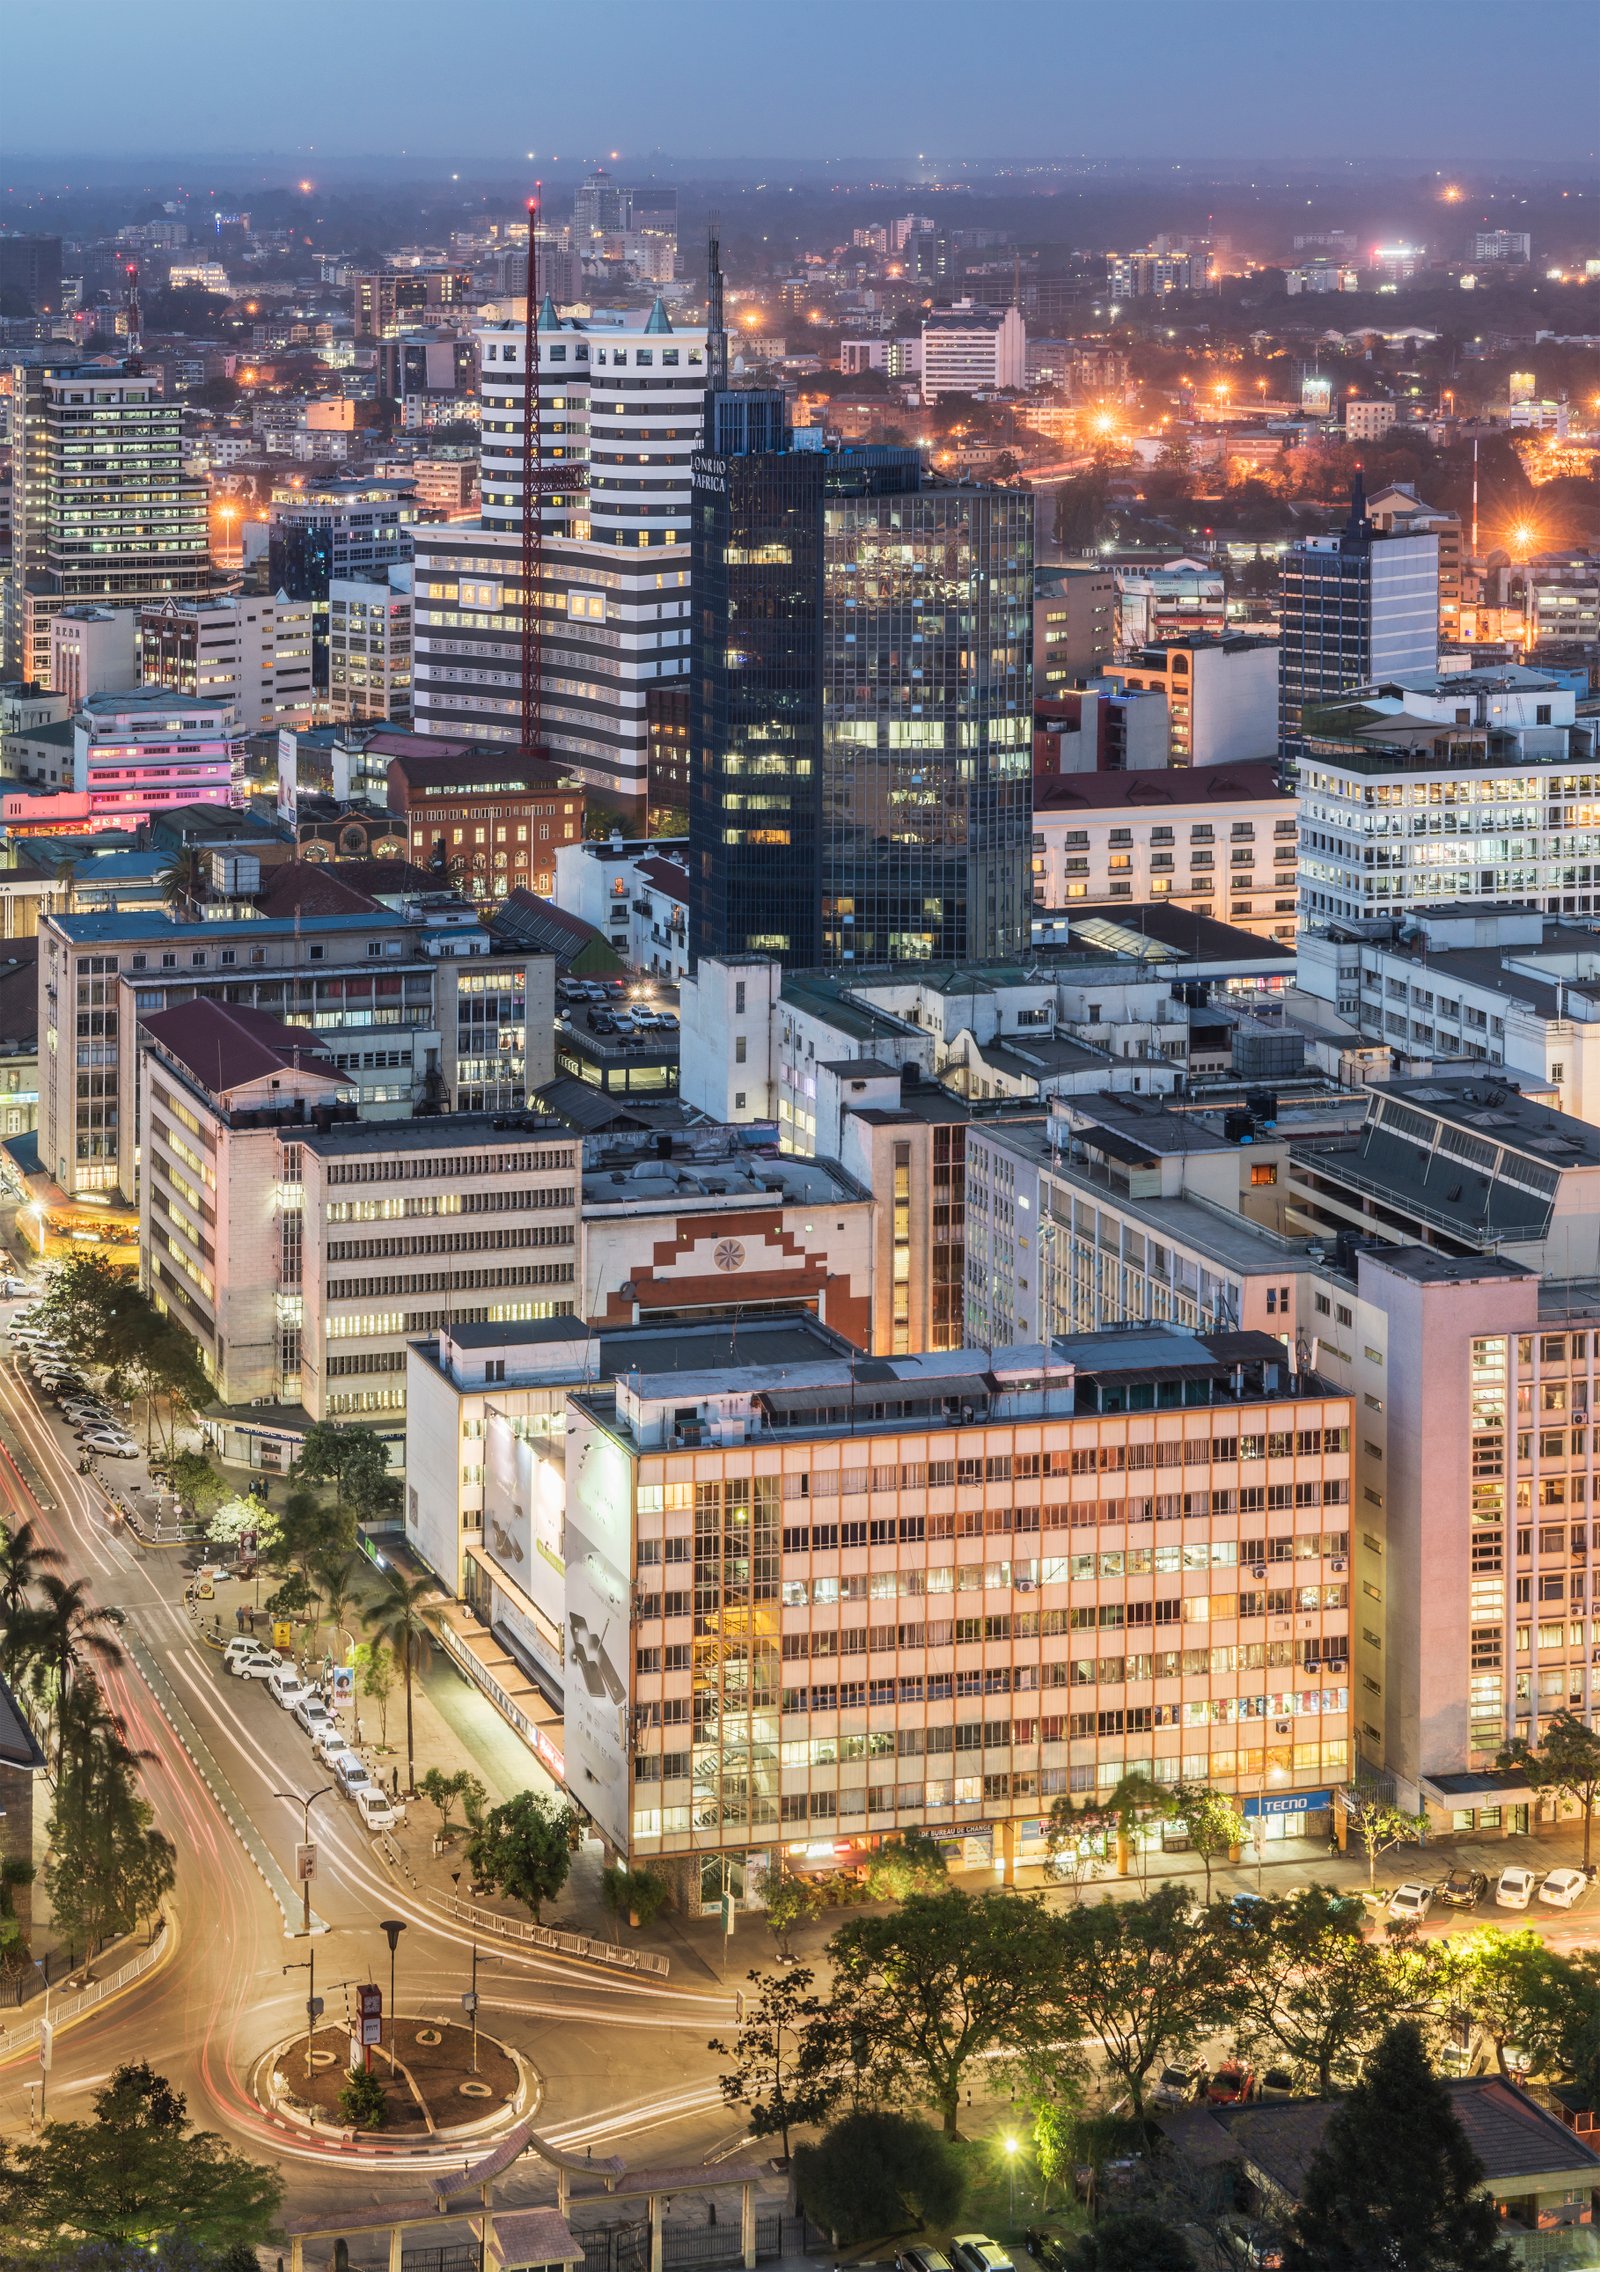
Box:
0 1327 744 2228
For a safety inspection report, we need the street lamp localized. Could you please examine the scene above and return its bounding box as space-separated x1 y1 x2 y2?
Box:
379 1917 407 2071
1003 2133 1019 2219
274 1784 334 1936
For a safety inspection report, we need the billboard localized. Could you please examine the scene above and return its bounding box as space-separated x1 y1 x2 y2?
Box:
483 1412 565 1640
563 1418 633 1853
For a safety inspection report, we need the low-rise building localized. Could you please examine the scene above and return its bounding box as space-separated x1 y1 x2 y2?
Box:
49 606 137 711
1034 564 1115 692
1 690 238 838
551 836 689 981
1114 558 1225 650
387 742 584 906
1032 761 1298 941
1101 635 1279 769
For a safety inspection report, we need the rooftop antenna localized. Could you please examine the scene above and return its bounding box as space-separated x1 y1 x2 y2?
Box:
706 212 728 393
520 185 544 757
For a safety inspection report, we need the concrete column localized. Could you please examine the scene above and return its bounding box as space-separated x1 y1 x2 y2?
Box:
741 2182 756 2271
288 2242 304 2272
999 1817 1016 1887
650 2193 664 2272
558 2165 570 2215
388 2226 403 2272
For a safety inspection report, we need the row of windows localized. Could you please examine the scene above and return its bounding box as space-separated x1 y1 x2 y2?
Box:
325 1148 571 1184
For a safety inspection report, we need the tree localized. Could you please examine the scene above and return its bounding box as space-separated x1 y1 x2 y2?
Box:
158 846 206 919
168 1452 226 1522
205 1496 276 1555
792 2110 966 2244
1339 1791 1427 1890
709 1964 839 2162
1045 1790 1115 1901
299 1419 393 1517
467 1790 577 1920
764 1869 823 1954
337 2065 389 2131
862 1831 948 1902
45 1689 175 1954
0 2060 282 2254
362 1571 437 1791
819 1887 1056 2137
0 1516 63 1632
1104 1770 1165 1880
1286 2021 1512 2271
1170 1782 1247 1906
0 1852 35 1983
1071 2216 1195 2272
26 1573 125 1781
353 1637 398 1749
1439 1928 1568 2081
600 1865 669 1928
1045 1886 1242 2122
1500 1710 1600 1868
419 1766 486 1838
312 1548 362 1662
1238 1887 1435 2096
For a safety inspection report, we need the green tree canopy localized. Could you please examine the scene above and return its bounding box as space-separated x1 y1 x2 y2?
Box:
1499 1710 1600 1868
1286 2022 1512 2272
709 1964 839 2161
1044 1886 1242 2121
1238 1885 1435 2096
792 2110 967 2244
467 1789 577 1920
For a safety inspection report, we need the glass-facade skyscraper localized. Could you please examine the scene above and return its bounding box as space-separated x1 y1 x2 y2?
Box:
690 405 1033 968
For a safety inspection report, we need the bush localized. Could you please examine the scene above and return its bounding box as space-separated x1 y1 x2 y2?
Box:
793 2110 966 2243
337 2064 389 2131
601 1865 670 1927
864 1833 948 1902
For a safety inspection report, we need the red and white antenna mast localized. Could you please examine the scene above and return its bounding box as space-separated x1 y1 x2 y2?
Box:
520 186 543 754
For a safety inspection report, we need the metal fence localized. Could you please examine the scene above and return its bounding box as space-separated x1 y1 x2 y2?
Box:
439 1889 671 1978
401 2250 480 2272
574 2215 818 2272
0 1917 170 2061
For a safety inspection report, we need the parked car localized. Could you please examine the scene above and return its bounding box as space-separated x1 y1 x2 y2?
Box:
333 1752 373 1799
1435 1866 1489 1910
292 1694 333 1738
228 1647 283 1681
1539 1867 1588 1910
1021 2237 1069 2272
1387 1881 1435 1926
312 1722 355 1768
0 1277 35 1299
267 1665 310 1710
1206 2060 1255 2106
950 2240 1013 2272
1150 2063 1209 2110
1496 1866 1538 1909
1226 1891 1273 1931
80 1431 137 1458
1255 2067 1297 2103
223 1635 270 1669
353 1783 401 1833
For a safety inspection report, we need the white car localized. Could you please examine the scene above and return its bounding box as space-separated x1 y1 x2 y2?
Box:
1539 1867 1588 1910
312 1722 355 1768
1496 1866 1538 1909
1387 1881 1435 1925
292 1694 333 1737
267 1665 310 1710
227 1646 283 1681
0 1277 35 1299
353 1783 401 1833
951 2240 1015 2272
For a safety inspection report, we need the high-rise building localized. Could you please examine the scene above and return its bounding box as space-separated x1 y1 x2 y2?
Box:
689 410 1033 968
919 304 1026 400
410 303 706 804
1277 487 1438 763
138 593 314 732
350 271 428 342
0 235 63 315
4 358 213 687
327 566 413 725
1363 483 1463 644
267 477 418 689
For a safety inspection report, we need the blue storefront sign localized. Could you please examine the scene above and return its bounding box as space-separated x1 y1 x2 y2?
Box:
1244 1789 1331 1818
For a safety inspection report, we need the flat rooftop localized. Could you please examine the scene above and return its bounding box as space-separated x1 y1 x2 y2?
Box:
295 1111 573 1158
581 1149 865 1208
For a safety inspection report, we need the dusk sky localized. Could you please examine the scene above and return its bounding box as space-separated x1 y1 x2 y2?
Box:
5 0 1597 168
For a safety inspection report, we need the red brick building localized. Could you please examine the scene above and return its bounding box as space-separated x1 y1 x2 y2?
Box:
386 746 585 905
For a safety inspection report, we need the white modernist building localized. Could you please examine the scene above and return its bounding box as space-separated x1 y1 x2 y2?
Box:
920 303 1026 400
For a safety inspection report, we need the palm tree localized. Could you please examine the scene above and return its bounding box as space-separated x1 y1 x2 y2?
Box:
314 1550 362 1702
0 1518 64 1632
158 845 206 920
29 1574 126 1781
363 1573 437 1795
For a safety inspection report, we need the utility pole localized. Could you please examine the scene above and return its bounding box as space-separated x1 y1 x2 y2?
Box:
283 1948 322 2085
276 1784 334 1935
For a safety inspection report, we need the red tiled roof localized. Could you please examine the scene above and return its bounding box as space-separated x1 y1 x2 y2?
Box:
141 997 347 1098
255 862 381 918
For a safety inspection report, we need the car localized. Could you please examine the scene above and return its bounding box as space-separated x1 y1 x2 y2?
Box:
1220 2221 1287 2270
1021 2238 1069 2272
1206 2060 1256 2106
80 1432 138 1458
1539 1867 1589 1910
1496 1866 1538 1909
60 1399 111 1422
222 1634 271 1668
1225 1890 1273 1931
312 1722 355 1768
1149 2063 1208 2110
292 1694 333 1737
1435 1866 1489 1909
1387 1881 1435 1925
0 1277 35 1299
333 1751 373 1798
1255 2067 1297 2103
352 1783 401 1832
227 1647 283 1681
267 1665 310 1710
950 2240 1013 2272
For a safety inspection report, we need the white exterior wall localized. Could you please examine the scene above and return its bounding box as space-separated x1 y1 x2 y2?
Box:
920 307 1025 400
678 956 782 1125
50 610 138 710
1032 787 1299 940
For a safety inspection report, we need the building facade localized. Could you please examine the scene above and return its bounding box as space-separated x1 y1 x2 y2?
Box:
138 594 314 733
1101 635 1278 769
1278 503 1438 761
386 745 584 905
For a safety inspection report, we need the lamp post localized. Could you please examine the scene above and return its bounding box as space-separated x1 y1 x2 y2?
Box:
275 1784 334 1936
282 1947 322 2085
452 1870 479 2072
1003 2133 1018 2220
379 1917 407 2071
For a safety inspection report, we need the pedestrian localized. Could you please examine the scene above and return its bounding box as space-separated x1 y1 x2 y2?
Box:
1328 1825 1340 1860
235 1605 246 1634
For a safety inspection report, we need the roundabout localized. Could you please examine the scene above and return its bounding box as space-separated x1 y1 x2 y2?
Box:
257 2014 534 2143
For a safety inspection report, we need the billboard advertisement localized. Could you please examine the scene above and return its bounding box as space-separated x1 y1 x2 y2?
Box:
563 1418 634 1853
482 1412 566 1641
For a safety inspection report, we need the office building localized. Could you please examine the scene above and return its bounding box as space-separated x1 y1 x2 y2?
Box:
49 606 137 710
4 358 213 688
1034 688 1170 777
385 742 583 904
38 892 554 1198
1114 560 1225 651
919 304 1026 400
351 271 428 341
138 594 314 732
0 235 63 314
477 1319 1352 1889
1343 401 1397 444
839 339 923 380
327 566 414 724
1102 635 1278 768
1032 760 1298 939
267 477 418 687
1034 565 1115 693
1295 666 1597 928
1277 492 1438 761
410 304 706 803
1471 230 1532 263
1363 483 1463 645
1108 249 1203 297
0 689 237 839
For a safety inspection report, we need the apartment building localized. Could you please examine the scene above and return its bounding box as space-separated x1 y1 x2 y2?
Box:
1101 635 1278 769
1032 761 1298 942
1296 904 1600 1126
1033 564 1115 694
327 566 414 725
551 836 690 981
1 689 238 839
386 744 584 906
919 303 1026 400
138 595 314 732
39 897 554 1198
1114 560 1225 651
1295 666 1599 929
1034 689 1170 778
570 1323 1352 1892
